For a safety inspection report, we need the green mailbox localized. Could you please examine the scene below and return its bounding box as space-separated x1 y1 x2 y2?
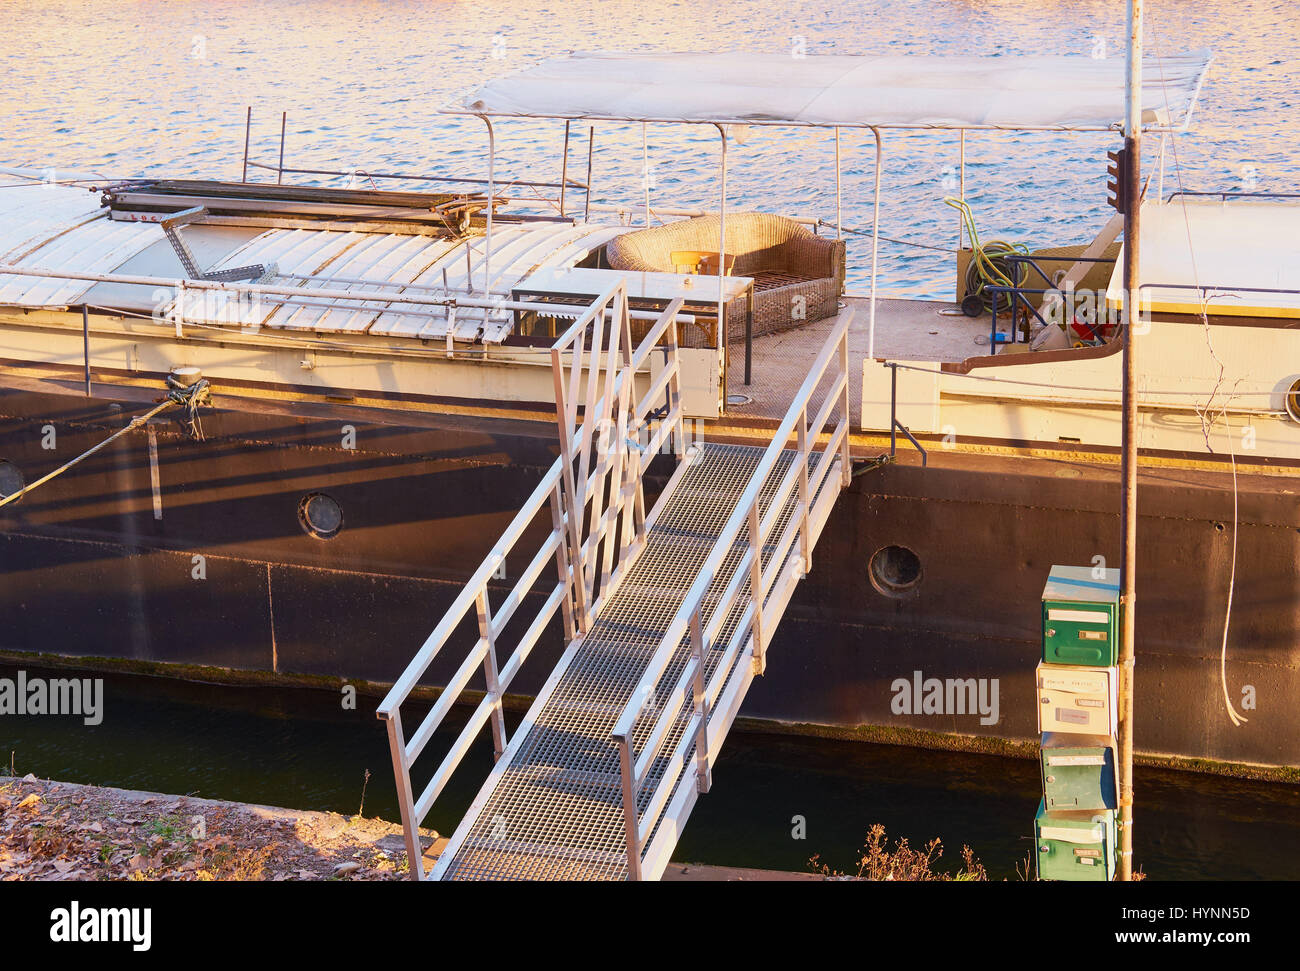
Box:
1035 799 1117 881
1041 565 1120 666
1041 733 1117 811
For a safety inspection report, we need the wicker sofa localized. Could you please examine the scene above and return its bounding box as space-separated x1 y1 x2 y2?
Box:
605 213 846 342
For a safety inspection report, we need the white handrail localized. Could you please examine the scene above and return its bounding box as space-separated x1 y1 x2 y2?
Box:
611 310 851 742
375 456 574 880
612 308 853 878
376 463 564 716
377 286 686 880
0 263 698 325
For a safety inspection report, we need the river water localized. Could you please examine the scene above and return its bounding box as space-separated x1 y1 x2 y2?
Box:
3 0 1298 294
4 663 1299 879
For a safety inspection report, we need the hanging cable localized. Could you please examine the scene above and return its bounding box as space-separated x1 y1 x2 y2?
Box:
884 359 1276 399
1219 441 1248 726
1150 11 1248 726
814 219 955 253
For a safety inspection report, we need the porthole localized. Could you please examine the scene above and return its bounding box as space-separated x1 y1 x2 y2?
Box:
298 492 343 539
0 460 23 504
869 544 922 598
1285 379 1300 423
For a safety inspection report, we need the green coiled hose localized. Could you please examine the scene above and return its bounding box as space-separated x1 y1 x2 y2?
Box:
945 197 1029 315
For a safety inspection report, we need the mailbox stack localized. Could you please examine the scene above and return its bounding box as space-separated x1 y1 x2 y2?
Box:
1034 565 1121 881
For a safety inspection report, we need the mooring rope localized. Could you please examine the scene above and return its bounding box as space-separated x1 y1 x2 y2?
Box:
0 378 211 509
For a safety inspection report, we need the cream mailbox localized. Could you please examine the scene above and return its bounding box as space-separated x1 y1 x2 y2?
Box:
1036 662 1117 736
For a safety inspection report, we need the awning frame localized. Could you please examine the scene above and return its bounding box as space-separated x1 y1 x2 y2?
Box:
461 50 1213 385
442 48 1214 135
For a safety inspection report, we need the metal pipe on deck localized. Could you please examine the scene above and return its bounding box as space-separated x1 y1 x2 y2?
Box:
642 122 651 227
278 111 287 185
241 106 252 183
958 130 966 249
480 115 496 313
584 126 594 223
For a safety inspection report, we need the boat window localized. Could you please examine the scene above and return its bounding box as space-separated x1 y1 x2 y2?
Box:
298 492 343 540
0 460 23 504
869 545 922 598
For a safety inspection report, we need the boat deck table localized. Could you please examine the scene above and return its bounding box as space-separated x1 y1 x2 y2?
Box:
512 265 755 357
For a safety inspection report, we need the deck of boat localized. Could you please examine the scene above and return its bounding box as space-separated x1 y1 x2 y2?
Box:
725 295 988 423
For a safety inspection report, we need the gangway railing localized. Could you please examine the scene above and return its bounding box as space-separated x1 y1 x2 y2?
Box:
374 457 573 880
376 278 686 879
611 309 853 880
549 282 686 631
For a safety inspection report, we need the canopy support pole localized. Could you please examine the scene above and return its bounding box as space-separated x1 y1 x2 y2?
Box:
241 106 251 183
713 124 735 390
958 129 966 249
584 126 594 223
867 126 882 361
834 128 842 239
642 123 651 227
1156 133 1166 200
560 120 570 217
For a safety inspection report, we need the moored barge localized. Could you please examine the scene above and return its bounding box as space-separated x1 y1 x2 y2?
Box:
1 49 1296 773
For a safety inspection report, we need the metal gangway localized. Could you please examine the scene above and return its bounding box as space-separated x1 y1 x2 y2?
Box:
377 279 852 880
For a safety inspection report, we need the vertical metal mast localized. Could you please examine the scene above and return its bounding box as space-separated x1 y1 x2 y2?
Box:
1118 0 1142 883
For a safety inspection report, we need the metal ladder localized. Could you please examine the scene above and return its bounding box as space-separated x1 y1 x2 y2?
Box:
160 206 275 282
377 280 853 880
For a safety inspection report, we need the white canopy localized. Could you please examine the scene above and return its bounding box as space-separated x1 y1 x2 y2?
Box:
456 50 1213 132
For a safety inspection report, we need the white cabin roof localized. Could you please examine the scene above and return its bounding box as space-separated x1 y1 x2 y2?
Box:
0 180 104 264
0 177 626 343
1106 197 1300 319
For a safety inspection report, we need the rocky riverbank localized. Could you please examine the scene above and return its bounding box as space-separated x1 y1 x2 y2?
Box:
0 776 434 881
0 775 823 881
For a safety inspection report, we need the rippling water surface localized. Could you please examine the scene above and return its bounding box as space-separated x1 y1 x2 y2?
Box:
3 0 1298 295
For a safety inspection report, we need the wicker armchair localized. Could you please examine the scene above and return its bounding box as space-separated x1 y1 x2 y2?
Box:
605 213 846 341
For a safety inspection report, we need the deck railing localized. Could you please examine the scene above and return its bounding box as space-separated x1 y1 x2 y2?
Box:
985 253 1118 353
610 309 853 880
375 280 685 880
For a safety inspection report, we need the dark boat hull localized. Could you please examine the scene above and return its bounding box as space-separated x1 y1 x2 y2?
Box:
2 385 1296 769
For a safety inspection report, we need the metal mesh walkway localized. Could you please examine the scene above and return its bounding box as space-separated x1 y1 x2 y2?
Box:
437 442 814 880
378 301 852 881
